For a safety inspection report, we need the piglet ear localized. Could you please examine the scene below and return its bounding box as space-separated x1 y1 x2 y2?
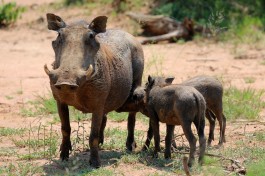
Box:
148 75 155 87
89 16 108 33
165 76 175 84
148 75 152 83
46 13 66 31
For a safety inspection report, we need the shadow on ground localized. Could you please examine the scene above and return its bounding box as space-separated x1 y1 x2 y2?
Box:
43 149 124 175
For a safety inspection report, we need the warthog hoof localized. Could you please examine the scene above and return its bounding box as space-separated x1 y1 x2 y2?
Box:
188 157 195 167
164 152 171 159
60 151 69 161
126 140 137 152
198 157 204 166
60 141 72 161
99 135 104 145
89 158 101 168
153 151 159 158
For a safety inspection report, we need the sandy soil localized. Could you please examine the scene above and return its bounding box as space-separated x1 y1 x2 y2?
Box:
0 0 265 175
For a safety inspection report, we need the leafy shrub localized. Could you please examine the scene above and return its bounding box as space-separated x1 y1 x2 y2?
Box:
152 0 265 39
0 1 25 27
63 0 113 6
63 0 86 6
153 0 265 25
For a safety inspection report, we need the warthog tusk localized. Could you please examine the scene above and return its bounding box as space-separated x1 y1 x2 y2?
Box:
44 64 50 75
86 64 94 78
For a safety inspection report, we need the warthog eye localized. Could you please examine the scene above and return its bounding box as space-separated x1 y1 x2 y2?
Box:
85 32 96 45
89 32 94 39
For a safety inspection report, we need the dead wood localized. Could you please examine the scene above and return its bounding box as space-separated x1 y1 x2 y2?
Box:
126 12 211 44
140 29 188 44
126 12 181 36
173 149 246 174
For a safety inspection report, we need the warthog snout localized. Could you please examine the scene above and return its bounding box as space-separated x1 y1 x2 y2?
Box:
54 82 79 91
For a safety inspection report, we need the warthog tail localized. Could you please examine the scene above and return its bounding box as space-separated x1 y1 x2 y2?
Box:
194 92 206 165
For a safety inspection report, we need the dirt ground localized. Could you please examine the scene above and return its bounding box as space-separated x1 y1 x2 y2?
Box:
0 0 265 175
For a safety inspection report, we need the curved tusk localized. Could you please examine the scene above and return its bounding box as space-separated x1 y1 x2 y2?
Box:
44 64 50 76
86 64 94 78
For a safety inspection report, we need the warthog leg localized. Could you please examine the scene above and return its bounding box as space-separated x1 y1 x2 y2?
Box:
99 114 107 145
182 120 196 167
165 125 175 159
89 111 104 168
57 102 72 161
215 108 225 145
194 115 206 165
126 112 137 151
143 123 178 151
222 113 226 143
149 111 161 157
142 120 153 151
206 109 215 145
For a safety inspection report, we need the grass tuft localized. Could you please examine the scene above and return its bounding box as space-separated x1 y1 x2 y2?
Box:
247 160 265 176
0 163 43 176
0 2 25 27
108 111 127 122
0 127 26 136
223 87 265 120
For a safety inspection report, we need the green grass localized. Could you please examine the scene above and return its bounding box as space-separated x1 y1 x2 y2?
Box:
224 146 265 163
246 160 265 176
224 16 264 43
108 111 127 122
143 50 164 82
103 127 128 150
5 95 13 100
103 127 144 150
20 94 57 117
118 153 139 164
223 87 265 120
0 127 26 136
70 107 91 122
13 136 58 160
88 168 114 176
244 77 255 84
253 131 265 142
203 165 225 176
203 156 220 166
137 112 149 125
20 94 91 122
0 162 43 176
0 147 17 157
10 124 59 160
222 145 265 175
63 0 113 6
0 2 25 26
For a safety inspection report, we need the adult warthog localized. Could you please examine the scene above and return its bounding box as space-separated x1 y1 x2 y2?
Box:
44 13 144 168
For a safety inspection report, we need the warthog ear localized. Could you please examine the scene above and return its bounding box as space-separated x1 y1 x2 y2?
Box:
165 76 175 84
46 13 66 31
89 16 108 33
148 75 155 88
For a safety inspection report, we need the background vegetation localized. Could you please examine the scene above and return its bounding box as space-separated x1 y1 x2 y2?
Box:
152 0 265 42
0 1 25 26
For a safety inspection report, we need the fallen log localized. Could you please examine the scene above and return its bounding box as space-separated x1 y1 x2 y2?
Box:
140 28 187 44
126 12 182 36
126 12 211 44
